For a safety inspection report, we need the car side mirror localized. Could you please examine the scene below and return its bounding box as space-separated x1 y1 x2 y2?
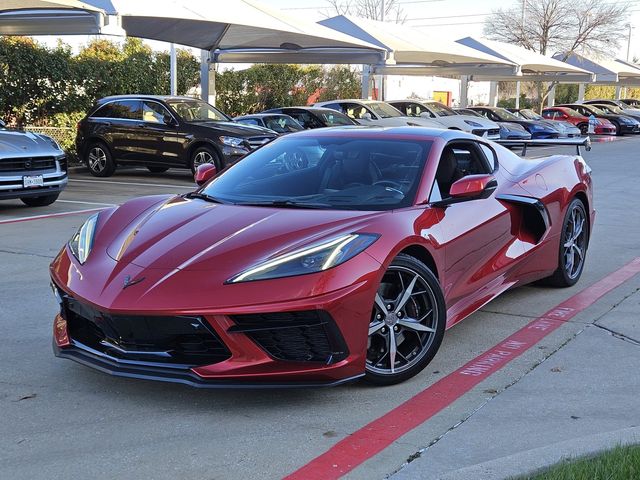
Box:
450 174 497 199
194 163 217 186
164 114 176 126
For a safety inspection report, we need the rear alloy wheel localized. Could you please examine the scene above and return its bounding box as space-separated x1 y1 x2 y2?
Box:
86 142 115 177
545 198 589 287
21 193 59 207
365 254 446 385
578 123 589 135
190 146 220 174
612 121 622 136
147 166 169 173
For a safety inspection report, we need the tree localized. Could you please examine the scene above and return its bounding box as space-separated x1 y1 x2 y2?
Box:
325 0 406 23
484 0 631 108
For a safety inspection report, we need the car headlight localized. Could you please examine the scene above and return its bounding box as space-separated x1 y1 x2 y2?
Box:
220 136 246 148
464 120 483 127
68 213 99 264
227 233 379 283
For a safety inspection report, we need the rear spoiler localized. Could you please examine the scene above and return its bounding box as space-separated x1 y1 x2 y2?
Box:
496 137 591 156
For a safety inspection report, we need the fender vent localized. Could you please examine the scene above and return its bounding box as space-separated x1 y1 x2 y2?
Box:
497 194 550 244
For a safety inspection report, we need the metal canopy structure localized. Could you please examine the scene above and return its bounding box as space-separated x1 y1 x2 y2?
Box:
553 52 640 86
318 15 516 72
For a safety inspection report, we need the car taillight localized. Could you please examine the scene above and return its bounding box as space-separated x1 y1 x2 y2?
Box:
76 122 81 132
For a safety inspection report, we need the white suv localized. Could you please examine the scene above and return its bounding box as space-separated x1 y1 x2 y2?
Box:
389 100 500 140
314 99 446 129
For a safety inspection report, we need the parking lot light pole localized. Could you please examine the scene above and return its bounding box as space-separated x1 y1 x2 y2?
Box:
515 0 526 109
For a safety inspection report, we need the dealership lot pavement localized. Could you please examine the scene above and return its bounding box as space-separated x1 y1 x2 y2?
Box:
1 137 639 480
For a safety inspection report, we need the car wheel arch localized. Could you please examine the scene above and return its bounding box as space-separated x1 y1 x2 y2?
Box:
398 243 440 280
85 136 112 157
187 140 223 167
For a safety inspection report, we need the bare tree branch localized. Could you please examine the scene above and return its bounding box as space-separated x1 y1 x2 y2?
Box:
324 0 406 23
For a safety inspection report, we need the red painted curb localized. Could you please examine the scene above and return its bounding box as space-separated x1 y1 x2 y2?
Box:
284 257 640 480
0 207 107 225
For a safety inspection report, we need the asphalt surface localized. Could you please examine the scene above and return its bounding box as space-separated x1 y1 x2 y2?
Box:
1 137 639 480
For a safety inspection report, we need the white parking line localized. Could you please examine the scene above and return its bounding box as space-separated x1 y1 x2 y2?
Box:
57 200 116 206
0 207 108 225
69 179 193 189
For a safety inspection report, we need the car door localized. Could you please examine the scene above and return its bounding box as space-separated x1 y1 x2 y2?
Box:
106 100 144 162
137 100 181 166
430 141 521 316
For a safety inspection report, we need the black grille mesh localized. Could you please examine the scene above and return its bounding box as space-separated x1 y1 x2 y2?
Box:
230 311 348 364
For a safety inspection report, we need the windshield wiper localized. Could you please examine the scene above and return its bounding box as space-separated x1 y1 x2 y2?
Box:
235 200 331 209
184 192 230 204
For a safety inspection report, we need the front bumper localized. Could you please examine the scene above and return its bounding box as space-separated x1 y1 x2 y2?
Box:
620 124 640 134
0 158 67 200
51 271 376 387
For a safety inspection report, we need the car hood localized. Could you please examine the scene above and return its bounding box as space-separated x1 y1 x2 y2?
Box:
102 195 384 274
447 114 499 129
0 129 62 158
191 120 276 137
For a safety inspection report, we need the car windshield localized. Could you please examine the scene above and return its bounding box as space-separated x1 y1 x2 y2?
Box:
201 135 432 211
426 102 457 117
493 108 521 121
315 110 354 126
561 107 583 117
597 104 623 114
366 102 403 118
520 109 543 120
583 105 606 115
263 116 303 133
167 99 230 122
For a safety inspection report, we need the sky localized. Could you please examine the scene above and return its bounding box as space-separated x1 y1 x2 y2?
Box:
34 0 640 62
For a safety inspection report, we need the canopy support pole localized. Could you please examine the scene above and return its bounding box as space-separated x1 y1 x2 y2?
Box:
459 76 469 108
361 65 371 99
489 81 499 107
615 86 622 100
515 81 521 109
200 51 216 106
578 83 586 102
170 43 177 96
547 84 555 107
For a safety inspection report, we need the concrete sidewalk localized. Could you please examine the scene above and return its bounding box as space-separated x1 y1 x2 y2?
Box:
391 285 640 480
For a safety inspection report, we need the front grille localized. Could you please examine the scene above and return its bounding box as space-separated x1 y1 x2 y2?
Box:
229 311 348 364
63 295 230 367
246 136 273 149
0 156 57 172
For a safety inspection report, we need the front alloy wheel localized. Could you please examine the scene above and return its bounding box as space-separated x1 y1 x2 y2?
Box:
366 254 446 385
86 143 115 177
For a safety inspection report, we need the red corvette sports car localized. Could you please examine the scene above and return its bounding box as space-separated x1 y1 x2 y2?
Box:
50 127 594 387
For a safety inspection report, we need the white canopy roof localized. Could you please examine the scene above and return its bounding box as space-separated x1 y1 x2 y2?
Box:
318 15 517 73
457 37 595 83
554 52 640 85
0 0 386 63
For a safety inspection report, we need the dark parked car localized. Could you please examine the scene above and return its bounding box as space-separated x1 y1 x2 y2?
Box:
262 106 358 129
467 106 559 139
234 113 304 134
508 108 582 137
76 95 277 177
621 98 640 107
588 103 640 124
556 103 640 135
0 120 67 206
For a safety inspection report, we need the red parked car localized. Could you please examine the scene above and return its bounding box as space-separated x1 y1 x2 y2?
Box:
542 106 616 135
50 128 594 387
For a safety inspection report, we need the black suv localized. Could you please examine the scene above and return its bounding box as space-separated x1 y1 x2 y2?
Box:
76 95 277 177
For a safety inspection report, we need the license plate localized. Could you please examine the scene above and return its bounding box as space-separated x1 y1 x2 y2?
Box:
23 175 44 188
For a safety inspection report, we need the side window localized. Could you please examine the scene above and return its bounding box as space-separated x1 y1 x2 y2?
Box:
542 110 552 119
479 144 497 171
237 118 261 126
91 103 117 118
432 142 492 200
289 112 320 129
142 101 170 124
322 103 343 113
341 103 368 120
111 100 142 120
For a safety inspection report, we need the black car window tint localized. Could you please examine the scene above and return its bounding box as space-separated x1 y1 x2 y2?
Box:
143 101 170 123
110 100 142 120
290 112 315 128
91 103 117 118
238 118 261 126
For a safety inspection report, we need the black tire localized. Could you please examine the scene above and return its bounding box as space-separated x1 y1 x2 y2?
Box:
20 193 59 207
147 166 169 173
578 123 589 135
85 141 115 177
189 146 221 174
365 253 446 386
544 198 589 287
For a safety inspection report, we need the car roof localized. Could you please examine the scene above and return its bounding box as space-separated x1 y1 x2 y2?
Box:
279 125 479 141
235 113 291 119
97 95 202 104
264 106 344 114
